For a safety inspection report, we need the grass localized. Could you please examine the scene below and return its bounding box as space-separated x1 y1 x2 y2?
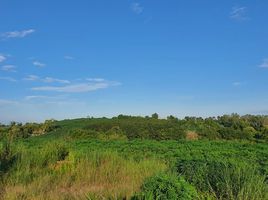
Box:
1 125 268 199
176 159 267 200
1 142 166 200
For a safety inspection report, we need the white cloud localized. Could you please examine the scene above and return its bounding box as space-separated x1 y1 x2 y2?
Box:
32 83 108 93
33 61 46 67
64 56 74 60
230 6 248 21
24 96 48 100
23 75 40 81
1 65 16 72
43 77 70 84
1 29 35 39
0 54 7 63
259 58 268 68
23 75 70 84
86 78 105 82
31 80 120 93
131 2 144 14
24 95 67 101
0 77 17 82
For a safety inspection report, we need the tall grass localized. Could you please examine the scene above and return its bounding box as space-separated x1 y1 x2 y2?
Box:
2 142 166 200
0 141 16 197
1 137 267 199
176 159 268 200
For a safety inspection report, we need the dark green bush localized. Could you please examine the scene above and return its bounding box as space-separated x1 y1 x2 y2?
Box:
0 141 17 179
131 172 197 200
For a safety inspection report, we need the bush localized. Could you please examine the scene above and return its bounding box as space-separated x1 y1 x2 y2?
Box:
131 172 197 200
43 142 69 164
0 141 16 179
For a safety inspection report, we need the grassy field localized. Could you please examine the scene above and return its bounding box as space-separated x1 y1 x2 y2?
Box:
1 117 268 199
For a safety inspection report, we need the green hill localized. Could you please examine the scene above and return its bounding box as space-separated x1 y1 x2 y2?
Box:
0 114 268 199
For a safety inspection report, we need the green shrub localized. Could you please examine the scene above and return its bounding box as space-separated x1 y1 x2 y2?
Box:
41 142 69 165
131 172 197 200
0 141 17 179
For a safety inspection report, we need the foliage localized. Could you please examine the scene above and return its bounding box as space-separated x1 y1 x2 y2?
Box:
131 172 197 200
0 114 268 199
0 141 16 177
0 120 58 141
3 114 268 141
52 114 268 141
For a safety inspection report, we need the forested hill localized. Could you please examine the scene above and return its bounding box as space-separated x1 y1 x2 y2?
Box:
1 114 268 141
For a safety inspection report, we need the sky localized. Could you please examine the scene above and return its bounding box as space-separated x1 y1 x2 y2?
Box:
0 0 268 123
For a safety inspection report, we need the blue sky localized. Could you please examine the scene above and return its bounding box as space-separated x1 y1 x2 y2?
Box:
0 0 268 123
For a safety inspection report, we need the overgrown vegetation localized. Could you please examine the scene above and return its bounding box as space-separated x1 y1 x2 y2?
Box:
0 120 57 140
0 114 268 199
131 173 197 200
176 159 267 200
2 142 166 200
1 114 268 141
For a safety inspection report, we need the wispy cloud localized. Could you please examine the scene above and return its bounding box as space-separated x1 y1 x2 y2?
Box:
0 77 17 82
25 96 48 100
64 56 74 60
232 82 242 87
259 58 268 68
42 77 70 84
24 95 67 101
23 75 40 81
31 79 120 93
0 99 19 106
131 2 144 14
0 54 7 63
1 29 35 39
1 65 17 72
32 83 108 93
23 75 70 84
33 61 46 67
230 6 248 21
86 78 105 82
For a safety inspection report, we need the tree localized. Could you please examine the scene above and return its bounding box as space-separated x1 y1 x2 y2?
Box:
167 115 178 122
151 113 159 119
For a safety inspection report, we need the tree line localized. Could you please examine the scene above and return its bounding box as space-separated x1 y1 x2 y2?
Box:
0 114 268 141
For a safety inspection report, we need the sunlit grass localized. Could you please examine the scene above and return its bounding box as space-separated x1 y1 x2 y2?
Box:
1 135 268 200
2 142 166 200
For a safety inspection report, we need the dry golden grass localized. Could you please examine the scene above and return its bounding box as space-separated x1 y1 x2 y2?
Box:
186 131 199 140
